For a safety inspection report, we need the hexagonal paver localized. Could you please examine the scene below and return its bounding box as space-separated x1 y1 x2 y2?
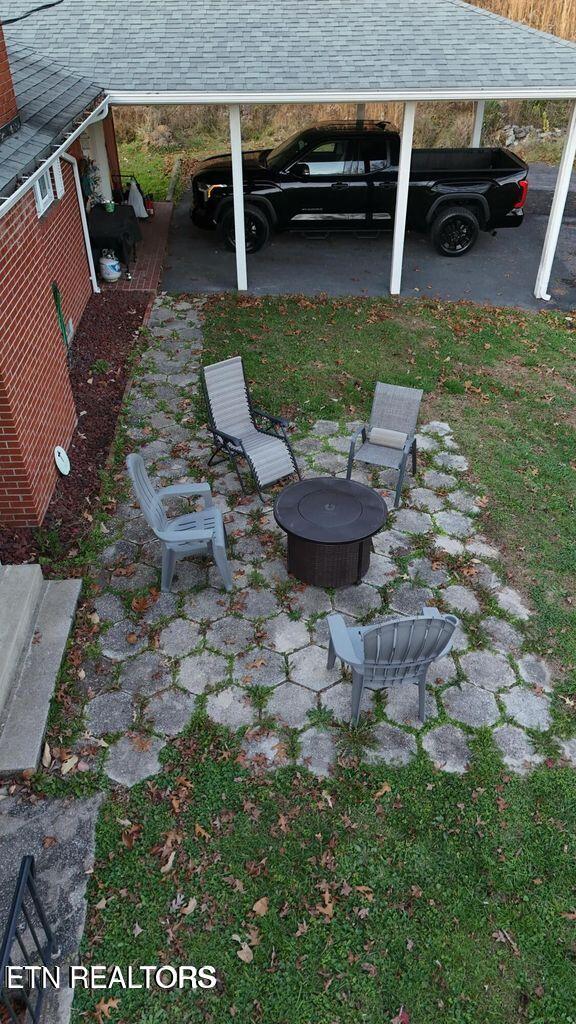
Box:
421 421 452 437
146 688 196 736
178 650 229 693
423 470 457 491
407 557 449 587
472 564 501 593
140 591 178 626
493 725 543 774
320 681 357 722
313 451 347 474
451 623 471 653
262 613 310 654
422 724 471 774
240 729 289 767
235 588 280 620
93 593 126 624
289 645 341 692
362 554 397 588
267 682 317 728
410 487 444 513
169 560 208 592
428 654 458 685
516 654 553 691
440 585 480 615
204 616 256 655
206 686 255 728
296 728 337 776
363 723 417 766
442 682 499 728
481 616 524 654
105 734 165 787
118 651 172 696
85 690 134 736
389 584 433 616
183 588 231 622
433 451 468 473
233 649 287 688
447 490 481 515
559 738 576 766
434 510 475 538
159 618 201 658
384 684 438 730
459 650 516 692
333 584 382 619
433 536 464 556
501 688 551 731
109 563 157 593
100 621 149 662
285 586 333 618
392 509 433 535
466 539 499 559
372 529 412 557
495 587 531 621
415 433 439 452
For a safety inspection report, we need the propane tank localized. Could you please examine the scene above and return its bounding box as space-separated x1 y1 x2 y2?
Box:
99 250 121 282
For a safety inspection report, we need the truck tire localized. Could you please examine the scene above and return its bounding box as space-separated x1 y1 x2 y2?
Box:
430 205 480 257
219 205 271 254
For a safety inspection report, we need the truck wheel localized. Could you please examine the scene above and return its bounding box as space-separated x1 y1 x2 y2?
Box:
431 206 479 257
219 205 271 253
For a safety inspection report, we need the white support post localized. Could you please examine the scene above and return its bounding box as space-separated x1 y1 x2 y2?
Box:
229 104 248 291
356 102 366 123
471 100 485 147
390 100 416 297
535 100 576 301
85 120 112 202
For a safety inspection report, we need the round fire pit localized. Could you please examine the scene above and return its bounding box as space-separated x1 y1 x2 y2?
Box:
274 477 387 588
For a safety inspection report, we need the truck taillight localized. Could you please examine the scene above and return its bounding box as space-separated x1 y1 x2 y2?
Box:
514 179 528 208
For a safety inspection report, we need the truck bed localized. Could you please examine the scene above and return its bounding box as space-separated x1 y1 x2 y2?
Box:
411 147 527 175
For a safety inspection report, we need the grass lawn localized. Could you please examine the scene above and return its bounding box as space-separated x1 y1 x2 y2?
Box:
61 295 576 1024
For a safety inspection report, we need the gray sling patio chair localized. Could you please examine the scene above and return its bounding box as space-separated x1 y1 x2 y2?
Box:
346 382 423 508
202 355 301 501
326 607 458 725
126 453 232 593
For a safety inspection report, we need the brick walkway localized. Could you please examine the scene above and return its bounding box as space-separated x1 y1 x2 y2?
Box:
80 295 575 785
102 201 173 293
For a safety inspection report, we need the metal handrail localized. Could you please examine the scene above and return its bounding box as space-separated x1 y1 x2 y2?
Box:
0 857 55 1024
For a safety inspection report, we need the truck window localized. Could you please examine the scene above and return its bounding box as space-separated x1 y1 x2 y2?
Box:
357 137 389 173
301 139 355 176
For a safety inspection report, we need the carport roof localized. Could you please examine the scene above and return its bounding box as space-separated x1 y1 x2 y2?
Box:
5 0 576 100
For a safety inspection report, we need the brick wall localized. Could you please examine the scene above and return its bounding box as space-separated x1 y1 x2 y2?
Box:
0 25 18 127
0 159 93 526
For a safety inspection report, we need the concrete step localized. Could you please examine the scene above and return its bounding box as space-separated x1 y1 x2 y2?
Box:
0 578 82 775
0 565 44 719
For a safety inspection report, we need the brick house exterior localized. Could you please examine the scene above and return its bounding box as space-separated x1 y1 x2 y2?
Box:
0 26 118 527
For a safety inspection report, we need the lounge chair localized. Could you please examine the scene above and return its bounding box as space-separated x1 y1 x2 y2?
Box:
346 382 423 507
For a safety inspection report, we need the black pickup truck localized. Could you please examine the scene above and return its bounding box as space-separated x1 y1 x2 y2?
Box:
190 121 529 257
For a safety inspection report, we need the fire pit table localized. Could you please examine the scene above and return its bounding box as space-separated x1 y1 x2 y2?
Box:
274 477 387 588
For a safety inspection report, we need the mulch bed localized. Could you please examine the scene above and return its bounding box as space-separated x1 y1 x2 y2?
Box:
0 290 152 571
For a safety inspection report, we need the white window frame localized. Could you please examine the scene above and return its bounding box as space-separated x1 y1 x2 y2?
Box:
34 168 55 217
52 158 65 199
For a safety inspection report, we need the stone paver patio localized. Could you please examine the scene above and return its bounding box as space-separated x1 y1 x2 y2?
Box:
81 296 565 783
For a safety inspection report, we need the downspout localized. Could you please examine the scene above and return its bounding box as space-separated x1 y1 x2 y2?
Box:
61 152 100 295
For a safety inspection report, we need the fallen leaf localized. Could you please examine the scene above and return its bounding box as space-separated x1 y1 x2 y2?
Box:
133 923 143 937
194 822 211 842
181 897 198 916
61 755 78 775
95 997 119 1022
373 781 391 798
160 851 176 874
41 742 51 768
252 896 269 917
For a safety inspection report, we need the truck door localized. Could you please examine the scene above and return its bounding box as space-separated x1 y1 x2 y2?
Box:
357 136 396 225
283 137 366 225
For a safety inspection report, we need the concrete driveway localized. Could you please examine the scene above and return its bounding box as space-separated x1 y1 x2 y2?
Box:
161 165 576 310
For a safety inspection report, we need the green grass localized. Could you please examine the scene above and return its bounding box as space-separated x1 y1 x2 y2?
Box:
73 720 576 1024
117 141 178 201
201 295 576 730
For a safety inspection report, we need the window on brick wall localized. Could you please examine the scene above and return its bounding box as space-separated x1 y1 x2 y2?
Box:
34 168 55 216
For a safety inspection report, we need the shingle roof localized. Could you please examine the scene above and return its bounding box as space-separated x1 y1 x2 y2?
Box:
0 43 103 196
4 0 576 97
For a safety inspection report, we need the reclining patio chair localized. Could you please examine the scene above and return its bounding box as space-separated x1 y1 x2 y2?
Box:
347 382 423 508
326 607 458 725
126 453 232 593
202 355 301 501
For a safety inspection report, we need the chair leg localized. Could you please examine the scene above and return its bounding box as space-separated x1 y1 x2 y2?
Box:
207 443 224 467
394 455 409 509
351 669 365 726
327 637 336 669
346 452 354 480
213 542 233 592
418 672 427 723
411 439 417 475
161 546 177 593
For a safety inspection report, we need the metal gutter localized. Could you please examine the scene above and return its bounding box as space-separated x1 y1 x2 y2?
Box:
107 88 576 105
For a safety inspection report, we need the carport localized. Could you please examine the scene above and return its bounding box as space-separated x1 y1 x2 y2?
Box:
7 0 576 300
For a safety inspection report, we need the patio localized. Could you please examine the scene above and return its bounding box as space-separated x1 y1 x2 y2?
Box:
81 294 568 783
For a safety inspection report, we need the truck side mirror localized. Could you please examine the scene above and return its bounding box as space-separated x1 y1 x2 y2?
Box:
290 162 310 177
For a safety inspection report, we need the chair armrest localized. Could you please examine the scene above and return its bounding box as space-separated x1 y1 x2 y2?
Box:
422 607 459 658
252 407 289 428
327 614 363 668
158 482 213 507
421 606 442 618
402 433 416 455
156 526 214 544
214 427 244 448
